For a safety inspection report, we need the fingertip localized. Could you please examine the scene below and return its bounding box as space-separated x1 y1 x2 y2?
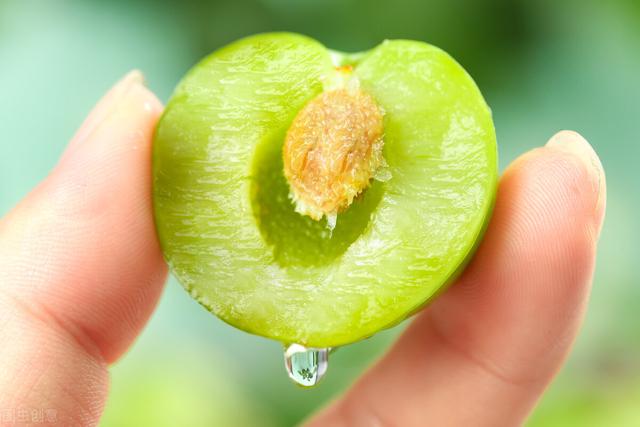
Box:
105 76 163 127
545 129 591 154
70 70 152 147
546 130 607 234
124 69 145 86
130 78 164 116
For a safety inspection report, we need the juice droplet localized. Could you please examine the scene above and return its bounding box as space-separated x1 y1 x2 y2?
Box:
284 344 329 387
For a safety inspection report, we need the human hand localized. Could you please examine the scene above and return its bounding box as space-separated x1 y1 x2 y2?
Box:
0 71 605 426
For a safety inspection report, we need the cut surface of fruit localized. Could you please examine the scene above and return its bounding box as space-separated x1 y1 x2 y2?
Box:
153 33 498 347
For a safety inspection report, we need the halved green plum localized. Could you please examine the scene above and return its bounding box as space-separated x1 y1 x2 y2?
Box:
153 32 497 348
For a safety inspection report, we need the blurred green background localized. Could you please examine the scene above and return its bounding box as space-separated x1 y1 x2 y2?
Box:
1 0 638 425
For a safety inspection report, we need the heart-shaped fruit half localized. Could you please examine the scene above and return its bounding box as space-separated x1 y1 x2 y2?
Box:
153 32 497 348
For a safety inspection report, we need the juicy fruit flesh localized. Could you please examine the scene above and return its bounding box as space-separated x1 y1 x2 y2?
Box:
283 81 385 222
153 33 498 347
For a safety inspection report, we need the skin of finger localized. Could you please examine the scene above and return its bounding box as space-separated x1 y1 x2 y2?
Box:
0 82 167 365
0 295 108 426
307 131 606 427
65 70 145 154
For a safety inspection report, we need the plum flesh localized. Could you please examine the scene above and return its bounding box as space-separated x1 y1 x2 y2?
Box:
153 33 497 347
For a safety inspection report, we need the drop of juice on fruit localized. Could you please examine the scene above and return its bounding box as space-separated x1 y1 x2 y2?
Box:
284 344 329 387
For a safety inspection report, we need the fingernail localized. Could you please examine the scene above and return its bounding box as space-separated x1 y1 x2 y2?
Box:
70 70 146 146
547 130 607 234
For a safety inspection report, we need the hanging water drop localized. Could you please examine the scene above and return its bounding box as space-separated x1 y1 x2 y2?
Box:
284 344 329 387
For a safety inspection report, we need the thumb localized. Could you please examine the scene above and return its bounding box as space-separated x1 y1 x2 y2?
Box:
0 71 167 423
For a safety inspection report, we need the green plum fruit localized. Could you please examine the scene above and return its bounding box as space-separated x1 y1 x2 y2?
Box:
153 32 498 348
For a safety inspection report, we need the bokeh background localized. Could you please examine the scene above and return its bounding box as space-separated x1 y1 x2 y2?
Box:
1 0 639 425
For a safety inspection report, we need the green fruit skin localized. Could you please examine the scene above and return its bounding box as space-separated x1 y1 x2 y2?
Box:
153 32 498 348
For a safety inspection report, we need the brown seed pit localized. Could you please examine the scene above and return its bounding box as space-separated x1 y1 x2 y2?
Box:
283 86 385 222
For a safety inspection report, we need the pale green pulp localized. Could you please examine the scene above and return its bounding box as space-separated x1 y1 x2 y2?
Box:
153 33 497 347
